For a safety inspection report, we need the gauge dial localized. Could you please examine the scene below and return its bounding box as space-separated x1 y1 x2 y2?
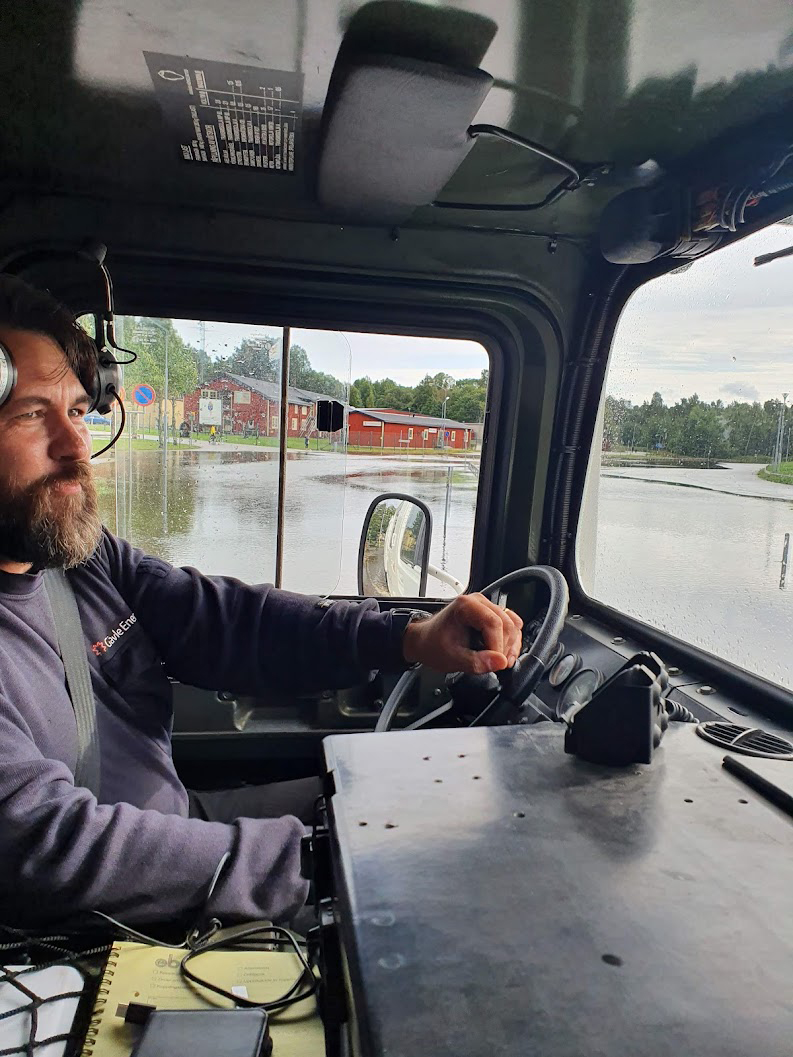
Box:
545 641 565 672
549 652 579 688
557 667 601 719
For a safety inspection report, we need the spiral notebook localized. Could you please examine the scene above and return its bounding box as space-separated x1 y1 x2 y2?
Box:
79 941 323 1057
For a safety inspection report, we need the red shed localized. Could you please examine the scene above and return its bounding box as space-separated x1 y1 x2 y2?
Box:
348 409 474 450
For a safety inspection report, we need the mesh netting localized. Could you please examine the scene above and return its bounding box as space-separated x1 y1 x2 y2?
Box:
0 926 111 1057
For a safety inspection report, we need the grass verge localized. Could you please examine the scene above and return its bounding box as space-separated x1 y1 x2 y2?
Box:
758 461 793 485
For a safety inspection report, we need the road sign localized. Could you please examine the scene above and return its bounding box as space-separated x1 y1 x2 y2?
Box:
133 383 156 407
445 430 450 438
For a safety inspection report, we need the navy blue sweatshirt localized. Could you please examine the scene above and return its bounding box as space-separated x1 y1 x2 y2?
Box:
0 531 405 926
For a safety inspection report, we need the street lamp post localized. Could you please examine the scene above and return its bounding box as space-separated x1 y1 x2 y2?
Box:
143 319 170 532
143 319 170 451
774 392 788 470
440 396 449 449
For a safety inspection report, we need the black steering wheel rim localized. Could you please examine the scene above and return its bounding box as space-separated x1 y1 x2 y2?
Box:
376 565 569 732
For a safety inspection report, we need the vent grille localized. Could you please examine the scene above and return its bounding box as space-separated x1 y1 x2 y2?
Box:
696 721 793 760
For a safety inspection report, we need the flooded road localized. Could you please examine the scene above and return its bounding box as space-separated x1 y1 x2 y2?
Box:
595 464 792 690
96 450 478 596
94 451 793 692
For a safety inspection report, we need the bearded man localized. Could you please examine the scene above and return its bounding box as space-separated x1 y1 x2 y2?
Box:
0 275 522 928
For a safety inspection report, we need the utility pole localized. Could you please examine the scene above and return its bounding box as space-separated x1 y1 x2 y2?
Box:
143 319 170 533
774 393 788 470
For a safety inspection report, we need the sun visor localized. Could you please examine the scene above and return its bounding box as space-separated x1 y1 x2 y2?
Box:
317 55 493 224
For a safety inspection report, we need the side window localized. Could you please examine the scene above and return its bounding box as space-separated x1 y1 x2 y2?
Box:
578 220 793 691
90 318 488 597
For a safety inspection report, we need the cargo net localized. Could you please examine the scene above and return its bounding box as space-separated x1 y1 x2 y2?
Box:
0 925 111 1056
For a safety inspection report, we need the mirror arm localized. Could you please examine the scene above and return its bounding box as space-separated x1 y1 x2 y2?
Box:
426 563 464 594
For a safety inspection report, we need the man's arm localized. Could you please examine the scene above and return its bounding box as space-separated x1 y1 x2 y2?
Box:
99 532 524 693
99 531 408 694
0 699 307 927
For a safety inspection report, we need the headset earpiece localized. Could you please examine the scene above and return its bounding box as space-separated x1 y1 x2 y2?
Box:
90 349 122 415
0 335 119 416
0 342 17 409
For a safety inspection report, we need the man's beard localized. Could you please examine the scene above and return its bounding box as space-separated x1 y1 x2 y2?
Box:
0 462 102 569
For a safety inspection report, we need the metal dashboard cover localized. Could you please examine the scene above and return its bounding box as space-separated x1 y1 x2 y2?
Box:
322 724 793 1057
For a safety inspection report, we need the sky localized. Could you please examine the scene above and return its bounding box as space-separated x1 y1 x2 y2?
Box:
608 220 793 406
171 219 793 406
172 321 488 390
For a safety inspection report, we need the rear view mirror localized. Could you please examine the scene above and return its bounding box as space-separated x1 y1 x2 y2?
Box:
358 493 432 597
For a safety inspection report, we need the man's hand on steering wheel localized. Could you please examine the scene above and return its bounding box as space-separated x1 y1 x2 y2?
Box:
401 594 523 676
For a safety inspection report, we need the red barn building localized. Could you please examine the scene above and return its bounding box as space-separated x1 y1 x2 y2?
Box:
347 409 474 450
183 373 330 437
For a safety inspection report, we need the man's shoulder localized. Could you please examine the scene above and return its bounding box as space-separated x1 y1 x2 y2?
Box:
82 530 169 585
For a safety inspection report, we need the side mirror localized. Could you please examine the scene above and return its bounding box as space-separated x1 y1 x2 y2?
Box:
358 493 433 597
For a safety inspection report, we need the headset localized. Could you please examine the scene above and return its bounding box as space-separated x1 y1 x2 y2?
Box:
0 243 136 457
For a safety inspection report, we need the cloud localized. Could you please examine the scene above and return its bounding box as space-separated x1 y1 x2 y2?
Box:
721 381 760 400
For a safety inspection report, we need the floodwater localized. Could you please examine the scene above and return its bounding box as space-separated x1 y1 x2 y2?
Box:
93 450 793 692
594 463 793 691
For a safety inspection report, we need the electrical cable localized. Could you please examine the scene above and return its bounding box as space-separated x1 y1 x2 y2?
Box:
665 700 697 723
79 243 137 366
90 392 125 460
374 668 419 732
432 122 601 213
88 911 189 950
433 173 579 213
467 124 581 182
179 925 316 1015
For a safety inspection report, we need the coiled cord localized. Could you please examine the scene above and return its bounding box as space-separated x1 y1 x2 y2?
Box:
665 699 697 723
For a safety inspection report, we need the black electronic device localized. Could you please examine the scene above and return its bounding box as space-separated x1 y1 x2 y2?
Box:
128 1009 272 1057
563 650 669 765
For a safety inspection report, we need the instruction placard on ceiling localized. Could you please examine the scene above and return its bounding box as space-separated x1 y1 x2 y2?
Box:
144 52 303 172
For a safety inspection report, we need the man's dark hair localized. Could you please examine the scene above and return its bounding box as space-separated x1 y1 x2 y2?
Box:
0 273 97 392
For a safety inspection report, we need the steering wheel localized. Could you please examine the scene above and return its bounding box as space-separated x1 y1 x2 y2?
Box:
375 566 569 732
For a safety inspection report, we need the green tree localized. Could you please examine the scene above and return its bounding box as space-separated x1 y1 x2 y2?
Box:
447 383 485 422
371 377 413 410
224 337 278 380
354 377 375 407
349 383 363 408
603 395 630 449
123 318 198 430
287 345 312 388
411 373 453 416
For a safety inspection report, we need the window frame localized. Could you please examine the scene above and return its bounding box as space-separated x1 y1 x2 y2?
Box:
77 254 562 602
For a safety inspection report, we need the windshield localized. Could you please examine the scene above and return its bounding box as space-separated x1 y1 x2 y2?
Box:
579 219 793 691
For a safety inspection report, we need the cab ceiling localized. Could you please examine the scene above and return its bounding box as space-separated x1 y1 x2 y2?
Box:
2 0 793 250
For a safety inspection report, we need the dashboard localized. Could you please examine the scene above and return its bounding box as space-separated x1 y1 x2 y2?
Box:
530 613 770 729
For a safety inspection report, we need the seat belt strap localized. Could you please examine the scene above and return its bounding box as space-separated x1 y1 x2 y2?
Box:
43 568 101 797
